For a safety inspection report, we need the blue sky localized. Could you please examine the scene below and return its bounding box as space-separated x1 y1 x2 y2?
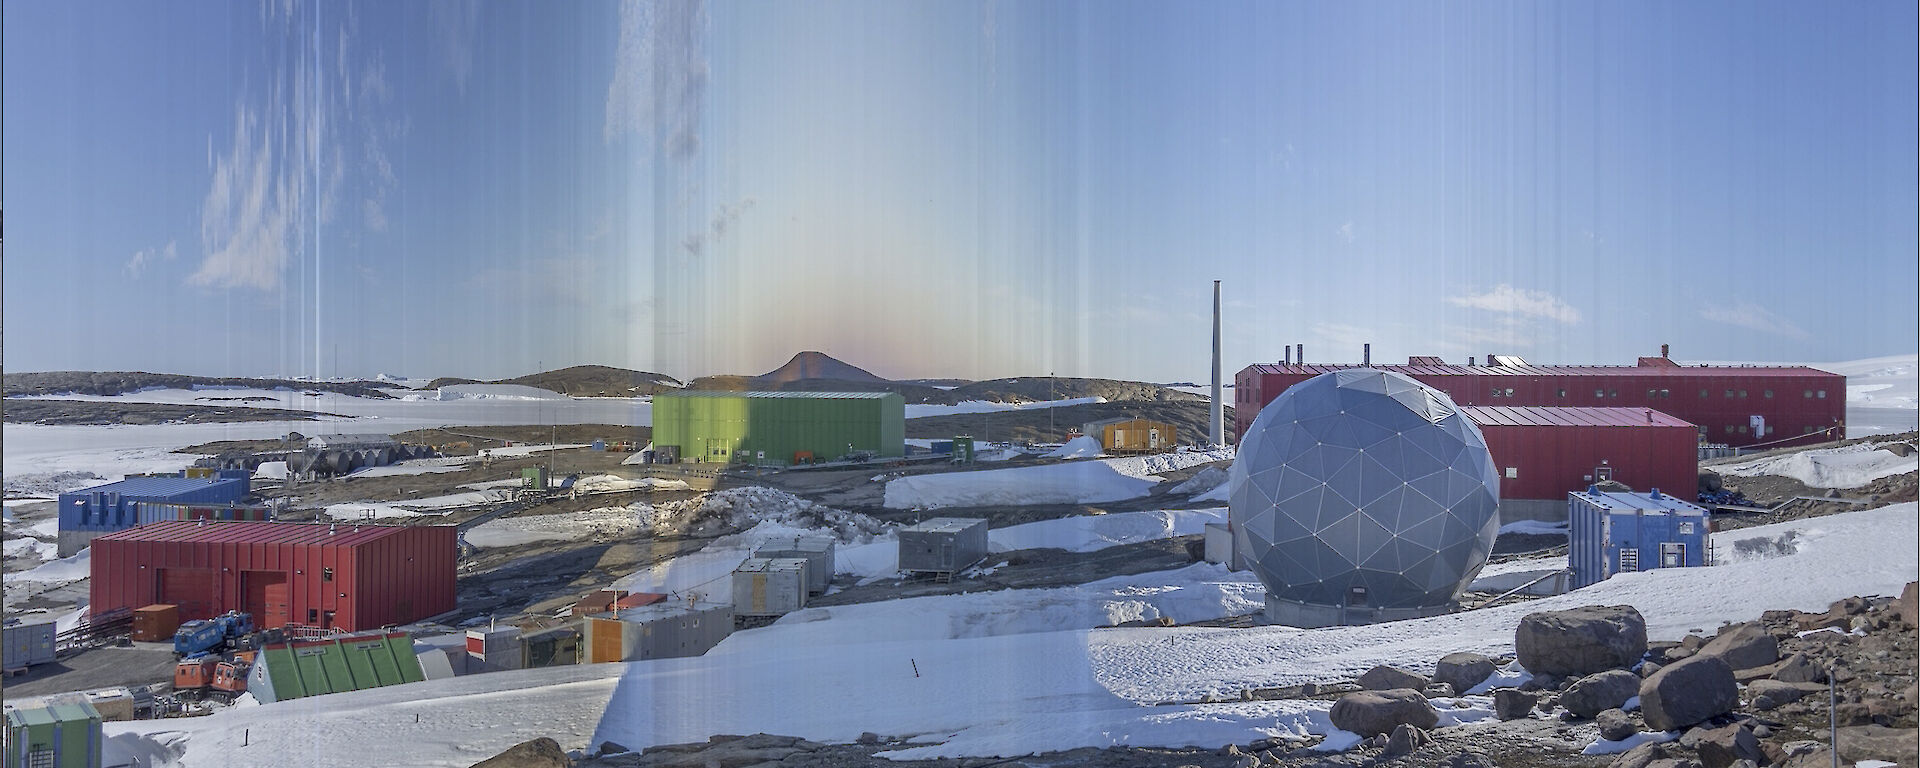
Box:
5 1 1914 383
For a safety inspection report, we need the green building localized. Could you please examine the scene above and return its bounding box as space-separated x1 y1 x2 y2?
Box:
653 391 905 465
248 631 427 704
4 701 102 768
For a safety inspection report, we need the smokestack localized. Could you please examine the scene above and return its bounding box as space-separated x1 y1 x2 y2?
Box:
1210 281 1224 448
1363 343 1371 366
1284 346 1290 365
1661 343 1670 359
1468 356 1476 367
1296 344 1303 365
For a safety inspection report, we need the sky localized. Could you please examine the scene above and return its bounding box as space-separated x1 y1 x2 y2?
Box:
4 1 1915 384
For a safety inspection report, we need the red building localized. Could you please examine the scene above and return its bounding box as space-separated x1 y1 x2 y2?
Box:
1460 406 1699 521
90 521 457 632
1234 355 1844 449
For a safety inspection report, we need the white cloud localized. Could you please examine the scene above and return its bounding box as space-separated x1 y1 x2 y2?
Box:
429 1 479 96
1445 284 1581 324
1699 303 1812 341
1336 221 1354 243
126 241 176 278
192 105 301 291
605 0 709 157
1311 322 1372 350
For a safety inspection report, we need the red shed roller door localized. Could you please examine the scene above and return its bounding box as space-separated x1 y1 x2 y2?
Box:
160 568 218 621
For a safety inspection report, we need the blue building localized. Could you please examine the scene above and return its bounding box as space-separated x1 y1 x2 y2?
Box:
1568 487 1710 589
56 471 251 556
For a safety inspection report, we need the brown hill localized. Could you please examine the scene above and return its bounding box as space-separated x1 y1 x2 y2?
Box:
946 377 1205 404
685 376 952 405
424 365 682 397
757 351 889 384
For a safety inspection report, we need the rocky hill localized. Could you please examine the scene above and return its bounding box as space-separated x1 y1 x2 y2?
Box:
757 351 889 383
947 376 1207 404
424 365 682 397
3 371 395 399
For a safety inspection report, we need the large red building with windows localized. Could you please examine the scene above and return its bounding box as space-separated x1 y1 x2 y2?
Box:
1233 354 1846 449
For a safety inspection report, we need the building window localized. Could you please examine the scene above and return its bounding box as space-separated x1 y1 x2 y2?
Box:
1763 389 1773 398
1725 389 1735 398
1595 389 1606 398
1557 388 1567 398
1504 467 1518 479
1491 388 1502 398
1647 389 1658 399
1609 389 1618 398
1805 390 1814 398
1738 425 1748 434
1738 390 1747 398
1700 389 1709 399
322 567 334 582
1725 425 1736 434
1817 390 1826 399
1766 426 1774 435
1659 389 1669 398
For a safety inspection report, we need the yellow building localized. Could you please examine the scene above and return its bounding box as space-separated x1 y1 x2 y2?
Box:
1081 417 1178 454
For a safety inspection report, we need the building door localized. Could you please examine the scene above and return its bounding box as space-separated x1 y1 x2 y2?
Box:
243 571 289 626
1149 429 1162 450
159 568 218 621
1660 542 1685 568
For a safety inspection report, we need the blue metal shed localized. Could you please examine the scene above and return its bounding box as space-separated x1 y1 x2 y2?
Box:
56 472 251 555
1568 487 1710 589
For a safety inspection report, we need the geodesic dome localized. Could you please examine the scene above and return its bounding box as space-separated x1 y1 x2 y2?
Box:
1227 369 1500 618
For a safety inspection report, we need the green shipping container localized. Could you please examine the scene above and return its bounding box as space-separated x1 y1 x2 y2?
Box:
653 391 905 466
248 631 427 703
4 701 101 768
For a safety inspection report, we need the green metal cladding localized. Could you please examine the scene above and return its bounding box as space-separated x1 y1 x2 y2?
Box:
653 391 905 464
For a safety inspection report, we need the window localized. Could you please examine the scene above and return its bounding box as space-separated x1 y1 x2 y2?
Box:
1647 389 1657 399
1700 389 1709 399
1725 425 1736 434
1504 467 1518 479
1763 389 1773 399
322 567 334 582
1557 388 1567 398
1609 389 1618 398
1805 390 1814 398
1504 388 1514 397
1765 426 1774 435
1725 389 1735 398
1738 390 1747 398
1491 388 1502 398
1817 390 1827 399
1738 425 1748 434
1595 389 1606 398
1659 389 1669 398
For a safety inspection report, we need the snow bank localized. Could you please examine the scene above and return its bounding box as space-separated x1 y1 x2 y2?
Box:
5 549 91 584
987 508 1226 553
464 507 644 548
1717 441 1916 488
568 474 689 494
251 461 289 480
903 396 1107 419
420 383 567 401
883 449 1233 509
1170 466 1228 496
1043 436 1104 459
4 536 57 562
343 462 466 479
1497 520 1569 536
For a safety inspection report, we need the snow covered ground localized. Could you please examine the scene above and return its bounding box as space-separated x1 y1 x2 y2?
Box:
986 508 1226 553
902 396 1107 419
1715 441 1917 488
882 448 1233 509
103 502 1916 767
464 507 646 549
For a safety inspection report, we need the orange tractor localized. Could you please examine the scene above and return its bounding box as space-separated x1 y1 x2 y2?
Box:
173 650 252 702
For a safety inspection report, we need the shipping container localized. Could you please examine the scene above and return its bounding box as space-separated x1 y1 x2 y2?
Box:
89 521 457 633
3 619 57 670
465 626 524 673
898 518 990 576
3 701 101 768
130 604 182 643
730 558 809 617
1568 488 1710 589
247 631 426 704
652 391 905 466
752 536 835 594
582 602 732 663
1235 355 1846 449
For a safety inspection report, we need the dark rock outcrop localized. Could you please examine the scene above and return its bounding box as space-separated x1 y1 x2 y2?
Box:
1328 689 1439 737
1515 605 1649 677
1640 655 1738 732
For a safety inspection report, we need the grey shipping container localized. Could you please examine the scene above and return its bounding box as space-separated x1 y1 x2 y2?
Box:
730 557 809 617
583 602 733 663
898 517 990 576
752 536 835 594
3 619 57 670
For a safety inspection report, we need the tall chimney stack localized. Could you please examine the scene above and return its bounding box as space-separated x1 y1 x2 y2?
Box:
1296 343 1303 365
1661 343 1670 359
1363 343 1371 366
1284 345 1290 365
1209 281 1224 448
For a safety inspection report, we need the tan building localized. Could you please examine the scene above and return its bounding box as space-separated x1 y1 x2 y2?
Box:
1081 417 1178 454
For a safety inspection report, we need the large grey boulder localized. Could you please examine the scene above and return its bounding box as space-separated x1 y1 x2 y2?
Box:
1382 724 1431 757
1835 725 1919 765
1562 670 1642 718
1597 708 1637 742
1696 623 1778 671
1515 605 1649 677
1433 652 1497 693
1771 653 1824 684
1746 679 1823 710
1358 665 1430 691
1493 688 1538 720
1640 655 1738 732
1689 723 1761 768
1328 689 1439 737
470 738 572 768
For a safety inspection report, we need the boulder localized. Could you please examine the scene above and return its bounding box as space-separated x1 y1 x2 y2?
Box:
1358 665 1430 691
1422 682 1457 699
470 738 572 768
1610 742 1686 768
1382 724 1431 757
1689 724 1761 768
1746 680 1822 710
1834 725 1919 765
1640 655 1739 732
1493 689 1538 721
1697 623 1779 672
1892 581 1918 625
1433 652 1497 693
1515 605 1649 677
1597 708 1637 742
1562 670 1642 718
1328 689 1439 737
1639 661 1664 679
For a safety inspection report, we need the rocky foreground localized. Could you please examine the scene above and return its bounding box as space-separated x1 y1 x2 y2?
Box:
472 583 1919 768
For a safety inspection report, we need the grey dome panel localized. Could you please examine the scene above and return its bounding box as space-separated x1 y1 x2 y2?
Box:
1228 368 1500 613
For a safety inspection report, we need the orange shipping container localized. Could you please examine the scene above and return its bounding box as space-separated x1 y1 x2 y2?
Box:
133 604 182 643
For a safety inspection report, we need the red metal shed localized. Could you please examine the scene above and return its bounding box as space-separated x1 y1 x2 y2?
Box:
89 521 456 632
1459 406 1700 501
1234 355 1845 448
